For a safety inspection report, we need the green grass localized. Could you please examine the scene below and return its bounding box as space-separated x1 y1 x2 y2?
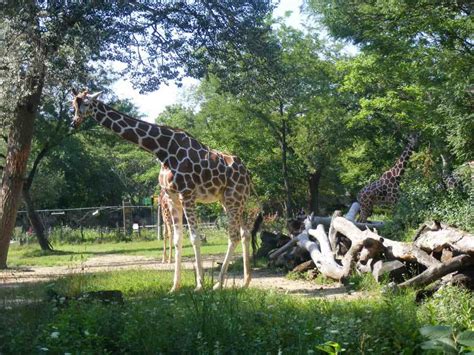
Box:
1 269 472 354
7 228 239 267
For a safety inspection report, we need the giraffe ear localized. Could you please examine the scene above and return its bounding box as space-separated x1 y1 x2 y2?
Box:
72 88 78 96
89 91 103 100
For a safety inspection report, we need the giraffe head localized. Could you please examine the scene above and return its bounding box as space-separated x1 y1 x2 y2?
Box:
407 132 420 147
71 89 103 129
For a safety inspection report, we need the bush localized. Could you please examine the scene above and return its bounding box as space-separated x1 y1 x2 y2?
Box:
418 285 474 332
382 170 473 240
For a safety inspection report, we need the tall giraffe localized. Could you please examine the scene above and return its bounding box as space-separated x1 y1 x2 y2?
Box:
159 189 173 263
71 90 253 291
357 134 419 222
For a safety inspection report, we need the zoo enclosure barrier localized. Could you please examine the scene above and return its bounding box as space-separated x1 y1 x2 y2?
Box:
14 203 223 243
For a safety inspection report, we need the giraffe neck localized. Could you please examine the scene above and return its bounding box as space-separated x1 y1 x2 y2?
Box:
384 140 416 179
89 100 198 162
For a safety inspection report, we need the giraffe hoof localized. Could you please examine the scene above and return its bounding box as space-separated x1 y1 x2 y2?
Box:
169 286 180 293
242 278 251 288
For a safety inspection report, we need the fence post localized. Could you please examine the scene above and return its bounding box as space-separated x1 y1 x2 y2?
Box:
122 199 132 235
122 200 126 235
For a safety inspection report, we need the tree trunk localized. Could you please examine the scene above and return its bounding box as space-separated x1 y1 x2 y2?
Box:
22 188 52 251
398 254 474 289
0 77 44 268
308 169 322 214
280 114 292 217
22 144 53 251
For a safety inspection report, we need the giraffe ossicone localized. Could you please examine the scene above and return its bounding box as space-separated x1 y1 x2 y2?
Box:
71 90 255 291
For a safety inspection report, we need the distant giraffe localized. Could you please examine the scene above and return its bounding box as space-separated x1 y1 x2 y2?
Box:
357 134 419 222
71 90 254 292
159 189 173 263
440 155 474 192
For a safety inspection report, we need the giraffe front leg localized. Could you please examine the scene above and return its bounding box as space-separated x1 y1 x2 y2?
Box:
358 202 373 223
168 200 183 293
183 200 204 291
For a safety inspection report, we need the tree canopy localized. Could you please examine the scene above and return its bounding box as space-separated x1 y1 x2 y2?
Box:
1 1 473 266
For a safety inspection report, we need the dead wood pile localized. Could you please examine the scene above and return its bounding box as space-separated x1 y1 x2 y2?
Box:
259 202 474 294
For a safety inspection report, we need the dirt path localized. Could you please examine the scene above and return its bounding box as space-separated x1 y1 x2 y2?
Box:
0 254 366 299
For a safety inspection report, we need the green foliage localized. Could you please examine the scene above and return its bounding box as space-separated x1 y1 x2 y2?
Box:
316 341 345 354
0 270 425 354
382 168 474 238
1 268 473 354
418 285 474 332
306 0 473 164
347 273 382 292
420 325 474 354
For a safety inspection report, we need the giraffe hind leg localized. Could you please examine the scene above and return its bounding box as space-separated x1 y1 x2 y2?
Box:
182 199 204 291
213 207 242 290
162 222 168 263
240 225 251 288
168 226 173 263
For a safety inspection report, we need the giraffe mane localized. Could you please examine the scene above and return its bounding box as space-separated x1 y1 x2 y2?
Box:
100 101 196 139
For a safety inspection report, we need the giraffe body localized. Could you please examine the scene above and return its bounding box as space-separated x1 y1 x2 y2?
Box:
72 91 253 291
357 135 418 222
159 190 173 263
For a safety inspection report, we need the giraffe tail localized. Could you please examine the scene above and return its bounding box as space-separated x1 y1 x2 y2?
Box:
250 212 263 263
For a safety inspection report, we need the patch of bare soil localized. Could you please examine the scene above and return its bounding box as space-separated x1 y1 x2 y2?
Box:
0 254 367 299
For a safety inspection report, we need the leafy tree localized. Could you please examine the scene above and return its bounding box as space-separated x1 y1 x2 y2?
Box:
306 0 473 162
305 0 473 230
0 1 274 268
200 24 340 216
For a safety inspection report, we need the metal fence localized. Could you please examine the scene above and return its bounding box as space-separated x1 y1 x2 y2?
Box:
16 205 154 230
14 203 223 243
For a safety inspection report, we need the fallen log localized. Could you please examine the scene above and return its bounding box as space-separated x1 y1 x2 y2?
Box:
311 215 385 231
379 237 441 268
268 236 300 260
372 260 407 283
345 202 360 221
292 260 316 273
258 231 290 258
398 254 474 289
451 267 474 290
266 213 473 290
330 216 440 268
299 225 345 280
328 210 342 252
414 223 474 255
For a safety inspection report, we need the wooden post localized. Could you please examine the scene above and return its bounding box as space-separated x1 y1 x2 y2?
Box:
122 199 126 235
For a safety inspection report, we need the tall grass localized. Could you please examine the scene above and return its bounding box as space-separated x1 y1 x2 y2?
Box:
1 269 472 354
